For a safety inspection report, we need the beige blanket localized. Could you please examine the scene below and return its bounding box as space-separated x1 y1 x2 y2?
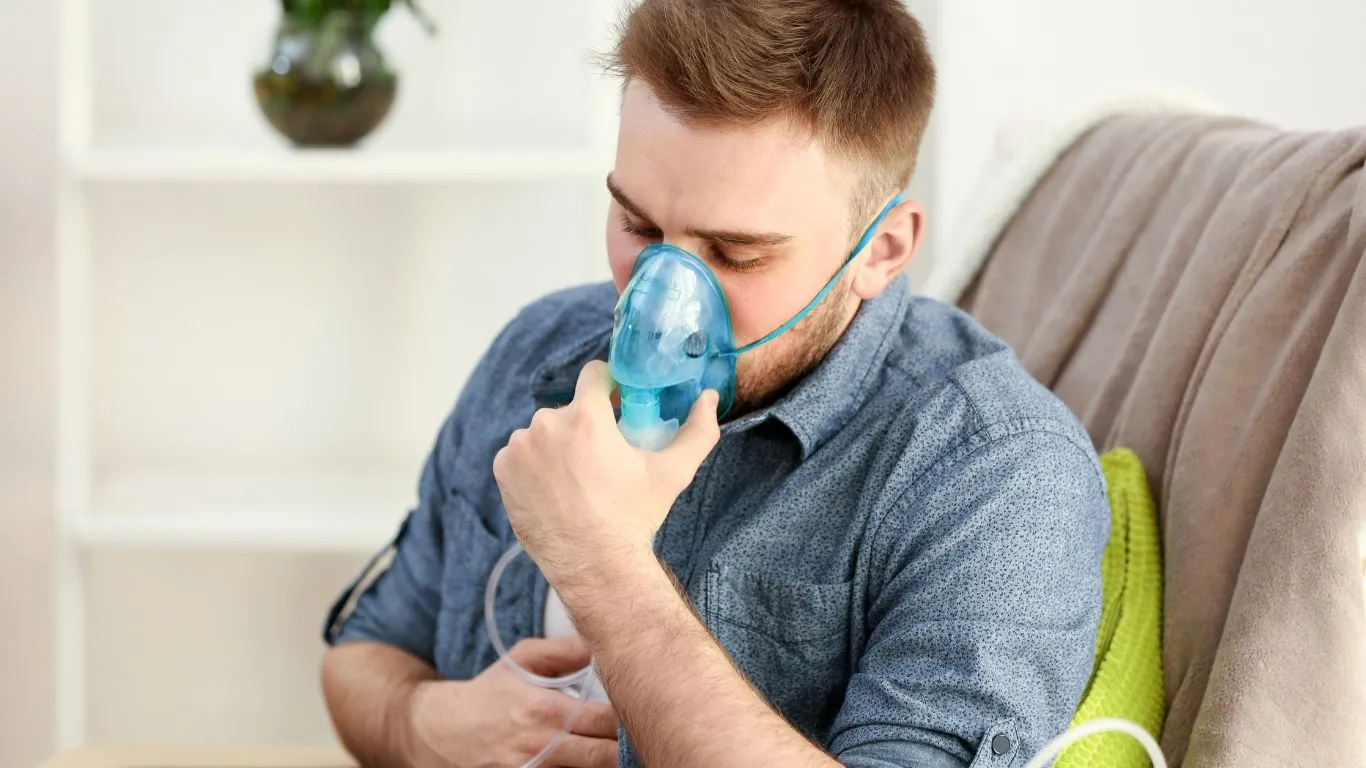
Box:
959 113 1366 767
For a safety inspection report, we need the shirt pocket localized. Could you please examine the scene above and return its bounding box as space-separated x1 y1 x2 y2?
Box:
705 563 855 745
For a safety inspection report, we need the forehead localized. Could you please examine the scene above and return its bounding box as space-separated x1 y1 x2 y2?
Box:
613 81 855 235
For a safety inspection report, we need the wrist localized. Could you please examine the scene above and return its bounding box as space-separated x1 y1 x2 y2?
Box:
398 678 449 768
552 537 662 609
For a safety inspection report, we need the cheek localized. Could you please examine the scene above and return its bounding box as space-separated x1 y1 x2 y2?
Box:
720 275 789 346
722 256 840 346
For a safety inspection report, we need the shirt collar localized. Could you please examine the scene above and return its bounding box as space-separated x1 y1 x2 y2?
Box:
529 275 911 459
757 275 910 459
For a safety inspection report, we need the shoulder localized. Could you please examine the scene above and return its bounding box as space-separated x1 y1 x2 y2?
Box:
867 296 1107 539
874 296 1099 462
463 281 616 402
486 281 617 371
518 280 618 326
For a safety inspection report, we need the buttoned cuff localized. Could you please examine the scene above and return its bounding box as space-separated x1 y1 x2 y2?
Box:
969 719 1021 767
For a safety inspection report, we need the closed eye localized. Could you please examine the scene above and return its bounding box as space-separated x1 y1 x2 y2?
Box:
621 212 766 273
706 244 766 273
620 212 662 240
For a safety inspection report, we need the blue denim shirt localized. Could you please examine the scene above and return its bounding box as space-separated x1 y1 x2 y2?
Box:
324 277 1109 768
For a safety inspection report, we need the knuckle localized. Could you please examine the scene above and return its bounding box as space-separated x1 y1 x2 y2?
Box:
530 406 555 431
525 693 565 725
505 737 535 764
497 432 521 464
569 403 597 429
513 729 544 758
510 699 540 729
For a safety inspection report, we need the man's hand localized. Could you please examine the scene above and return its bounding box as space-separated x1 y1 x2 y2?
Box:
492 360 720 590
406 636 619 768
487 363 838 768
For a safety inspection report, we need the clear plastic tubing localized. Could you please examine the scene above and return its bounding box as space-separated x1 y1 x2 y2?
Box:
482 408 672 767
484 540 592 768
1024 717 1168 768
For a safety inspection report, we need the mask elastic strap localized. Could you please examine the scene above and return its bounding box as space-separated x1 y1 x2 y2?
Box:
726 194 904 357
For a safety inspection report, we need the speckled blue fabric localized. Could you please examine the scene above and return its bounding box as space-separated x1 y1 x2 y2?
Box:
324 275 1109 768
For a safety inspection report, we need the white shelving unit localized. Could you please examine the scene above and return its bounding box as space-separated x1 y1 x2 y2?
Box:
54 0 622 751
75 468 417 552
67 147 606 184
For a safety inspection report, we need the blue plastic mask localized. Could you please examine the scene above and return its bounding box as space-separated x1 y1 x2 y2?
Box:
609 194 903 449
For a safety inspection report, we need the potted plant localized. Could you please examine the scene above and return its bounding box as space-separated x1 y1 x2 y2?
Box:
253 0 437 148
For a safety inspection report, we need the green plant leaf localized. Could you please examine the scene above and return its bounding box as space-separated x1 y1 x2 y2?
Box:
279 0 434 36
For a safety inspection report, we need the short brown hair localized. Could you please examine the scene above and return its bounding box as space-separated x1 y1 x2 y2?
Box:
602 0 936 226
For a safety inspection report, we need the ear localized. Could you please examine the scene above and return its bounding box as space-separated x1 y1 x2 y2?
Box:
851 198 925 300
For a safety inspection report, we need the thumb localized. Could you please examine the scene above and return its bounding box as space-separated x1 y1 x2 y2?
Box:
657 389 721 480
507 635 592 677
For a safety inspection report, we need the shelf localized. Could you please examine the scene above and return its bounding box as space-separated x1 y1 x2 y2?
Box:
73 467 417 552
64 147 607 184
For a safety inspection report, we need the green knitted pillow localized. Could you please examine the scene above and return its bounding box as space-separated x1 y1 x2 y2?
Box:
1054 448 1166 768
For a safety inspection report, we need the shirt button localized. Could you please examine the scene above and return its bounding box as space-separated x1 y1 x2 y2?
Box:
991 734 1013 755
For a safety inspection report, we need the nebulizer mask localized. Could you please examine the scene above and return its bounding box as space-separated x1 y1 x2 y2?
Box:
607 191 906 448
484 194 1167 768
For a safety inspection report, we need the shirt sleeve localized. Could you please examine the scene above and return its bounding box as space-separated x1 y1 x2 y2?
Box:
319 306 522 665
829 427 1110 768
320 410 455 666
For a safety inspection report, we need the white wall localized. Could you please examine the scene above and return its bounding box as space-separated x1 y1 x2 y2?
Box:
934 0 1366 257
0 0 58 763
902 0 940 287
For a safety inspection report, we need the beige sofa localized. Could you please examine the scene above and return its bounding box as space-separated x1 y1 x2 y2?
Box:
941 105 1366 767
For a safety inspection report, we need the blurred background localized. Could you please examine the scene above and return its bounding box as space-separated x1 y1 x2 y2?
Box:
2 1 1364 766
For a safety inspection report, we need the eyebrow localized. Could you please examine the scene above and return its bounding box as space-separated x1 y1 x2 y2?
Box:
606 174 794 248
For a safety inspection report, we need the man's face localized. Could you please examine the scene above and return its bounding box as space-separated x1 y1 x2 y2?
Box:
606 81 866 413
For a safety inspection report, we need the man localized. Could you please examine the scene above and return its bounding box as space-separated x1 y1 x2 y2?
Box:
320 1 1109 766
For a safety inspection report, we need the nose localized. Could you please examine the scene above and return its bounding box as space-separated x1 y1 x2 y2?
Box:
662 237 705 258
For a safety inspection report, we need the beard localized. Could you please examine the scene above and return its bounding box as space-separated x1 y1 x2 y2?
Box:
728 275 859 417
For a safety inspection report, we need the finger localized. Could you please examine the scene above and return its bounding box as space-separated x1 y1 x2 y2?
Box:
543 735 620 768
658 389 720 473
507 635 593 677
491 445 509 487
569 701 619 739
572 360 617 423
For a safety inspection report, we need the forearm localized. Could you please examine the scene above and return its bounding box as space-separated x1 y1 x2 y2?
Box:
561 548 838 768
321 641 437 768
